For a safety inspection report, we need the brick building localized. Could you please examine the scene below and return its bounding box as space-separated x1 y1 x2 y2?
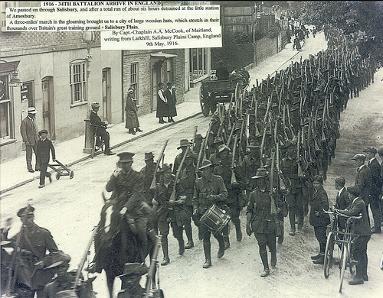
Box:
0 2 123 162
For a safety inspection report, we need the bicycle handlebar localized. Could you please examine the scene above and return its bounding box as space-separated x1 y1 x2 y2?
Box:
322 209 362 220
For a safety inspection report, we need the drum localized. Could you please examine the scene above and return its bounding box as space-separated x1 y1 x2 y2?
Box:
200 204 230 232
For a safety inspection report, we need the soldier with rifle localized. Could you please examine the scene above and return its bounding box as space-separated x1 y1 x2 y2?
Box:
193 160 227 269
140 152 157 206
246 167 277 277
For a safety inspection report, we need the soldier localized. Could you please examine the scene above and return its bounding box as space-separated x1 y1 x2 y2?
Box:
89 102 115 155
309 175 330 265
153 164 174 266
140 152 157 205
104 152 149 261
281 143 304 236
241 143 261 192
246 168 277 277
117 263 148 298
214 144 243 246
175 151 196 249
12 206 59 298
193 160 227 269
43 252 94 297
363 147 382 233
193 133 203 156
173 139 192 174
209 137 224 166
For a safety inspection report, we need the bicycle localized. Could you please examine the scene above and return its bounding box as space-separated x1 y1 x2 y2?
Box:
322 209 361 293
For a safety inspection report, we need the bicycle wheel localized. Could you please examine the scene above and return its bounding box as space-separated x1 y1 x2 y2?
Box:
324 232 335 279
339 243 348 293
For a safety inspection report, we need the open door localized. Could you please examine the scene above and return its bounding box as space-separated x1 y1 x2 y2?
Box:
102 68 112 123
41 76 55 139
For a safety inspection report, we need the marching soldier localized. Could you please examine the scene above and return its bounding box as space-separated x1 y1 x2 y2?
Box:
246 168 277 277
193 134 203 156
140 152 157 206
175 151 196 249
117 263 148 298
281 143 304 236
208 136 224 166
153 164 174 266
193 160 227 269
214 144 243 246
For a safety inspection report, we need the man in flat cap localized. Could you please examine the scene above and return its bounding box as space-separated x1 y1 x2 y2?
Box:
309 175 330 265
20 107 39 173
36 130 55 189
193 160 227 268
12 205 59 297
246 167 277 277
364 147 382 233
89 102 114 155
352 153 372 223
334 176 351 231
337 186 371 285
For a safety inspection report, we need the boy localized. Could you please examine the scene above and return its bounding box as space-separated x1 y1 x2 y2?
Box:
36 130 55 188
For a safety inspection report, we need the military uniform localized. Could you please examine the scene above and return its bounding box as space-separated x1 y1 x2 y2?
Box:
281 153 304 234
246 168 277 277
193 160 227 268
13 207 59 298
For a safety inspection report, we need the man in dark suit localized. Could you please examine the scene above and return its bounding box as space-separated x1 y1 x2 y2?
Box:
337 186 371 285
364 147 382 233
89 102 114 155
20 107 39 173
352 154 372 223
334 176 351 230
36 130 55 189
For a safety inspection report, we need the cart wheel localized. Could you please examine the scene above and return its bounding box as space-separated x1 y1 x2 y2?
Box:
56 173 61 180
70 171 74 179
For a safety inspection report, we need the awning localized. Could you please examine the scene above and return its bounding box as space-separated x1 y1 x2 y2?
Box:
0 60 20 74
150 52 177 59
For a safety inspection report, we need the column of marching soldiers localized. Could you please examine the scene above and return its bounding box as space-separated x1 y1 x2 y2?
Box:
1 29 378 297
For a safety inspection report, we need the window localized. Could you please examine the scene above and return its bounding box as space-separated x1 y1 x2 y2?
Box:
70 61 87 104
20 81 34 107
130 62 138 102
0 75 11 138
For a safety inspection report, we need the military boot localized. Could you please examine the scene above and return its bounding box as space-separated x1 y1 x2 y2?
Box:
271 250 277 269
203 241 212 269
223 236 230 250
161 237 170 266
260 251 270 277
178 238 185 256
217 236 225 259
235 221 242 242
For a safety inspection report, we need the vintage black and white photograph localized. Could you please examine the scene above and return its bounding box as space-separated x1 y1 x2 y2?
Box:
0 1 383 297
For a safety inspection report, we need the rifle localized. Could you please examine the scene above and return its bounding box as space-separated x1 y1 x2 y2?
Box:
238 119 245 164
145 235 161 298
150 140 169 190
231 135 239 186
276 142 287 191
297 130 304 178
226 122 235 147
260 113 269 166
192 126 198 151
169 146 190 203
270 150 277 215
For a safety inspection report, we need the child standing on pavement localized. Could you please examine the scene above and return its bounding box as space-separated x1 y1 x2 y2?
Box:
36 129 55 188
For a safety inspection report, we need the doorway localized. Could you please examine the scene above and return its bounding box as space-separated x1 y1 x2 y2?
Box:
102 68 112 123
41 76 55 139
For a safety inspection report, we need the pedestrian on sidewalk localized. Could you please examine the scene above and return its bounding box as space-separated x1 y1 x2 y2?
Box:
164 82 177 123
20 107 39 173
363 147 382 233
310 175 330 265
36 130 55 188
156 82 168 124
89 102 115 155
125 87 142 135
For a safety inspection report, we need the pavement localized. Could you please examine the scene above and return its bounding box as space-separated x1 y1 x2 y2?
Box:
0 32 326 194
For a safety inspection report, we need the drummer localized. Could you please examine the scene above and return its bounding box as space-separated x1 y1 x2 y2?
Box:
246 167 277 277
193 159 228 269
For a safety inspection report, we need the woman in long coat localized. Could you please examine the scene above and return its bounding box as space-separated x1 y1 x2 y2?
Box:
164 82 177 123
156 82 168 124
125 87 142 134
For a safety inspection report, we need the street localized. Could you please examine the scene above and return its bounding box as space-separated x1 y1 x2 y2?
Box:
2 47 383 298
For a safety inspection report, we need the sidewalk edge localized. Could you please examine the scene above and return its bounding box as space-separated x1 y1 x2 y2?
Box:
0 112 202 195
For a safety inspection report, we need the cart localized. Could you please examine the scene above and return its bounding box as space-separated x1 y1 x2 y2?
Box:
48 159 74 180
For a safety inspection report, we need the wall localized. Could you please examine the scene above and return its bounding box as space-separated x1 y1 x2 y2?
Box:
255 36 278 64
